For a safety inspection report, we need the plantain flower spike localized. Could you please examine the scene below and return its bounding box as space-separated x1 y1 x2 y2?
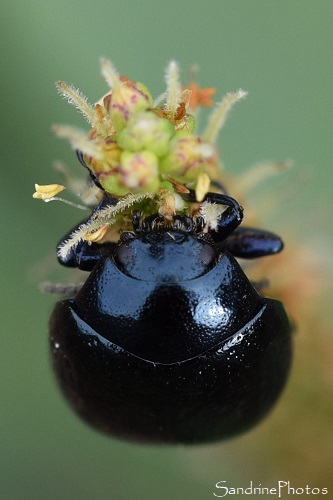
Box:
35 57 248 254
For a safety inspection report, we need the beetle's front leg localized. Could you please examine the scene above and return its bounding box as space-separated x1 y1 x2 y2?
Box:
57 193 118 271
76 149 104 190
207 192 244 239
183 190 244 240
190 191 283 258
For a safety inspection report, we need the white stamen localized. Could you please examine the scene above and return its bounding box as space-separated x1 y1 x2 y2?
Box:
56 81 94 123
203 89 247 144
100 57 121 89
164 60 181 117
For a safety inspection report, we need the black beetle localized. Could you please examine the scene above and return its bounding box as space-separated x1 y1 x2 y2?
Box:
50 189 292 444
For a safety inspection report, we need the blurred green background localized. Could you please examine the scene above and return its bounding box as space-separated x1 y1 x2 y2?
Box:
1 1 332 498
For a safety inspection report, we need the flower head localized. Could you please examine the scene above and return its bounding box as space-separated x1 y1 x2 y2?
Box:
49 58 241 209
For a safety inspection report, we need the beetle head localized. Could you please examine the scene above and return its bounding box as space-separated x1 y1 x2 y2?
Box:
114 213 218 282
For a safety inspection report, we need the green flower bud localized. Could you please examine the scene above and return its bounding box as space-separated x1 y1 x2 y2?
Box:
98 173 129 197
99 149 159 195
134 82 154 105
159 131 217 182
118 111 175 156
120 150 159 191
107 81 153 132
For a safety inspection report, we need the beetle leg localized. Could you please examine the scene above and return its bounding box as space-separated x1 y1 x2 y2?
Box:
182 190 244 240
209 180 229 194
210 195 244 239
58 240 117 271
76 149 104 189
57 193 118 271
216 227 284 258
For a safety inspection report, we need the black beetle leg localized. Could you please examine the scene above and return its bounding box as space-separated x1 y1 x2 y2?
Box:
218 227 284 258
76 149 88 169
182 190 244 240
76 149 104 190
203 191 244 240
209 180 229 194
57 193 119 271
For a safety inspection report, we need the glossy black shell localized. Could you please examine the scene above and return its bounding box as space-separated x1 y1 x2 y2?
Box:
50 230 292 444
